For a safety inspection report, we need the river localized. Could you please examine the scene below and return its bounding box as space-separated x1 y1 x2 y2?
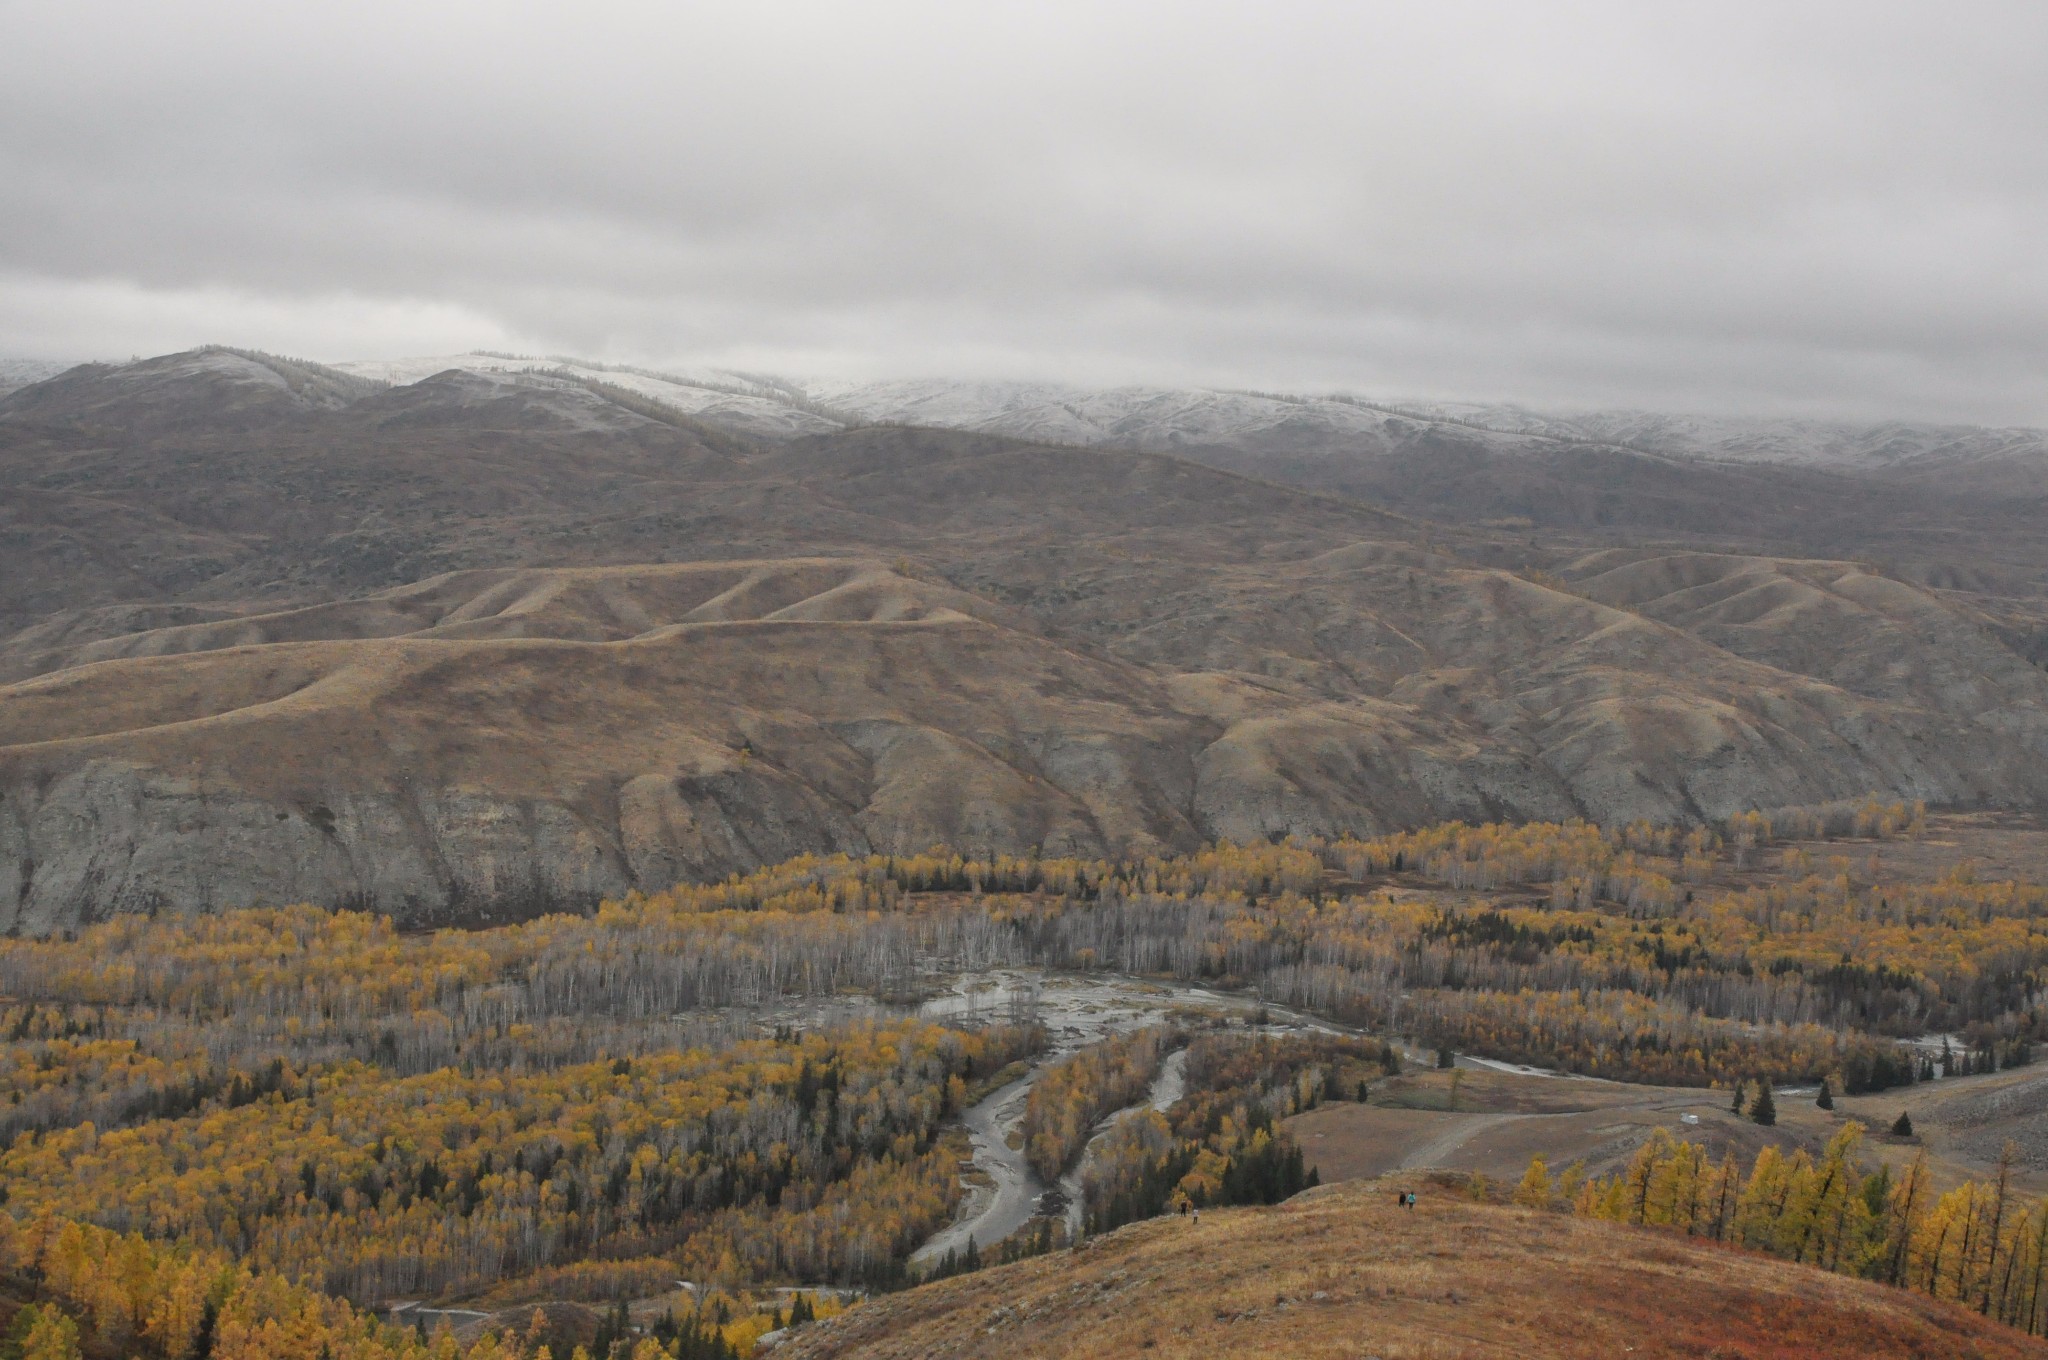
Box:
721 965 1350 1266
907 970 1329 1264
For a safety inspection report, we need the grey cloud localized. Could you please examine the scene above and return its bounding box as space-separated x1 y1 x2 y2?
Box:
2 1 2045 422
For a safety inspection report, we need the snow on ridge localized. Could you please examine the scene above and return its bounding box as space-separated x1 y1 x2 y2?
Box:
798 378 1411 450
1388 400 2048 469
0 358 85 397
332 354 842 440
334 353 753 391
319 356 2048 469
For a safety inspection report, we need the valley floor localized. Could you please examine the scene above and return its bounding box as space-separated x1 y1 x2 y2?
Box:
1288 1061 2048 1200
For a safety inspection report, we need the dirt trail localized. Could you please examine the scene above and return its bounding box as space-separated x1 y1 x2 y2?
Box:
1397 1113 1527 1170
1395 1083 1731 1172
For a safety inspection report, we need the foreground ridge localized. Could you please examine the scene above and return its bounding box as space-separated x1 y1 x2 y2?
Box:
778 1179 2048 1359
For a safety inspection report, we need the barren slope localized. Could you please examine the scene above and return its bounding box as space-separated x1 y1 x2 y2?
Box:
0 561 1207 930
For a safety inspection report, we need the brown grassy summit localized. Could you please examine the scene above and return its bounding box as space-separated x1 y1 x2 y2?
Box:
778 1179 2045 1359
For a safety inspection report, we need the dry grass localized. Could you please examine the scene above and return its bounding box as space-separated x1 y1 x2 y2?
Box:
1835 1063 2048 1194
777 1179 2048 1359
1290 1068 1822 1188
1782 811 2048 887
1286 1058 2048 1200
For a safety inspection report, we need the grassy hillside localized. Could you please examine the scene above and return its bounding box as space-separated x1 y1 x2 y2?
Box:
777 1178 2047 1359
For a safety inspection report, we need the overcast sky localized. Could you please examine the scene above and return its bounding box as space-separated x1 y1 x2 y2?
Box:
4 2 2045 422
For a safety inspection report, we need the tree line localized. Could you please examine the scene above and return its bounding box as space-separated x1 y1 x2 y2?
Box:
1520 1124 2048 1335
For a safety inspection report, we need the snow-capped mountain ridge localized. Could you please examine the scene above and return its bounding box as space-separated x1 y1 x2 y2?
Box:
795 376 2048 472
0 359 78 399
16 350 2046 472
1391 400 2048 470
331 353 843 441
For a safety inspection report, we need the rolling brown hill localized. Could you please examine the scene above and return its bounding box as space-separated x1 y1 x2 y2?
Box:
0 561 1207 930
772 1179 2046 1359
5 349 2048 929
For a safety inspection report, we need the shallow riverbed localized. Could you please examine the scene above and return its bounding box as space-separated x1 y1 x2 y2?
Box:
907 970 1334 1262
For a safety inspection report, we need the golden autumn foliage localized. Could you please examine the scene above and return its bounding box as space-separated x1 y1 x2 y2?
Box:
1540 1124 2048 1335
0 1020 1037 1302
1077 1033 1367 1233
0 1210 452 1359
1021 1028 1175 1181
0 800 2038 1357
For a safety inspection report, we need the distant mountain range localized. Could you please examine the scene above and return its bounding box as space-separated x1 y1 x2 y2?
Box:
1 346 2044 930
13 348 2045 475
319 353 2048 613
318 354 2048 589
